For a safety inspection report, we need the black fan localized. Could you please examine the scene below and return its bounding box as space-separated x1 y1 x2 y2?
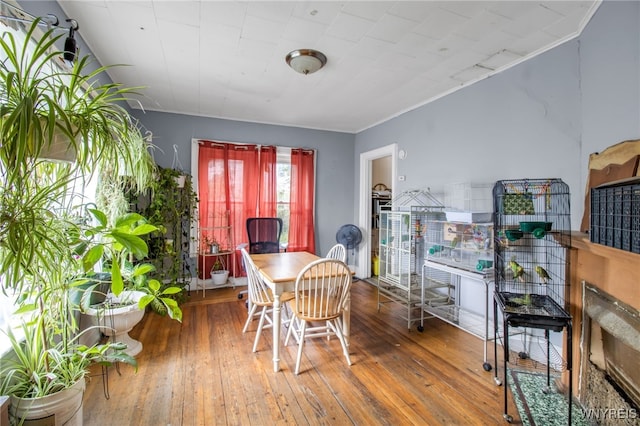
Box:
336 224 362 265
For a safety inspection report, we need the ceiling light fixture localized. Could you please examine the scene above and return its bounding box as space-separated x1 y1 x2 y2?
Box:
285 49 327 75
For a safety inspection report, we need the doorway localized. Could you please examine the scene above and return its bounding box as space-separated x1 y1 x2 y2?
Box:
357 144 396 279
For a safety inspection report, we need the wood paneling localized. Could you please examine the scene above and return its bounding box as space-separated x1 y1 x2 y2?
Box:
82 281 520 425
569 232 640 399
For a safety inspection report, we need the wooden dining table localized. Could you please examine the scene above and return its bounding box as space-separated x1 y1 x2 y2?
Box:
250 251 351 372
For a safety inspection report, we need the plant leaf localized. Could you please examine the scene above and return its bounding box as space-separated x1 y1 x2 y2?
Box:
131 223 157 236
82 245 103 272
110 261 124 295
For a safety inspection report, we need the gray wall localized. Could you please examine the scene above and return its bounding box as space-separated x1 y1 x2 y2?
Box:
134 112 356 256
355 0 640 231
580 0 640 182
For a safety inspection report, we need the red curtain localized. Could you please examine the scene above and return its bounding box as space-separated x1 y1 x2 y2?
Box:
256 146 277 217
288 149 316 253
197 141 277 276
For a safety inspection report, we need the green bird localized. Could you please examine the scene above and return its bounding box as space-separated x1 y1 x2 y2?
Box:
512 293 532 306
535 265 551 284
509 259 526 282
450 236 459 248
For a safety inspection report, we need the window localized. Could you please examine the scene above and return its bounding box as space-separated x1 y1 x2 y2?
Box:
276 148 291 243
195 140 316 256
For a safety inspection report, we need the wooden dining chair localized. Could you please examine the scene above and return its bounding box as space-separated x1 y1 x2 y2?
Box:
240 248 294 352
326 243 347 262
285 258 353 374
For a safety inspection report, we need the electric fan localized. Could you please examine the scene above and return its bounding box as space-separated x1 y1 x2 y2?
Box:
336 224 362 266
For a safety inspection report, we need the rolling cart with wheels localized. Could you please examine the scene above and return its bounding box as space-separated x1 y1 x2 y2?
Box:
421 215 496 369
422 260 495 371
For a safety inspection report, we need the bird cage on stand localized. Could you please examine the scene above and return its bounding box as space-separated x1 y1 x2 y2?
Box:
492 179 573 424
377 189 446 330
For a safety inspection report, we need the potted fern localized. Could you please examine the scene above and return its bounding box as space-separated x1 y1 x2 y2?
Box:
0 19 160 424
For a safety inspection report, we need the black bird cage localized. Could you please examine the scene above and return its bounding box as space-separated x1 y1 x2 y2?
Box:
493 178 571 318
491 178 573 424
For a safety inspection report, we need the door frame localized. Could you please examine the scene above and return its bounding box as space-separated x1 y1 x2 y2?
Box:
356 144 397 279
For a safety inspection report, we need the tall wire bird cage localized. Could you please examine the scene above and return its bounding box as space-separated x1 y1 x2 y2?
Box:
377 189 446 330
491 178 573 424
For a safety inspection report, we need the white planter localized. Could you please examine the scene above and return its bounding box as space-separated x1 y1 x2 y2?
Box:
174 175 186 188
211 270 229 286
36 120 79 163
84 291 146 356
10 378 85 426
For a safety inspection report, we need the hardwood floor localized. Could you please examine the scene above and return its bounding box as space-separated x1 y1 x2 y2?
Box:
82 280 520 425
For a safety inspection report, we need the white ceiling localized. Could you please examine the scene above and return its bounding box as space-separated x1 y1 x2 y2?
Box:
57 1 601 133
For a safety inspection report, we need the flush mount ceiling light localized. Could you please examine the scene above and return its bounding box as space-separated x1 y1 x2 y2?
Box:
285 49 327 75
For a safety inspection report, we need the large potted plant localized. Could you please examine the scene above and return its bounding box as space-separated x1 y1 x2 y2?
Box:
78 209 183 355
0 20 159 424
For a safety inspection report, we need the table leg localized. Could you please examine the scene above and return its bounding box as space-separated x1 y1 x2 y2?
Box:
272 294 281 372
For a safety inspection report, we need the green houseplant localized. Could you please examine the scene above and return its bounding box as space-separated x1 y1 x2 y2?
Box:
75 208 183 357
79 208 183 320
210 258 230 286
0 19 163 423
142 167 198 298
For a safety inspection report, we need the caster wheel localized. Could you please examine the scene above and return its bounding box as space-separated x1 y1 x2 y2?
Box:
504 414 513 423
417 325 424 332
518 351 529 360
238 293 244 299
482 362 492 372
542 386 551 394
494 377 502 386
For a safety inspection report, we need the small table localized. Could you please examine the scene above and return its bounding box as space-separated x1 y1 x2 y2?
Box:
250 251 351 372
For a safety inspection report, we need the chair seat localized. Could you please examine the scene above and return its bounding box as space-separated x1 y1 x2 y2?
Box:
292 294 342 321
280 291 295 303
254 289 295 306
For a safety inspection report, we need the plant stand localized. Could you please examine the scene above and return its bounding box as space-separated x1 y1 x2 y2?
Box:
84 291 147 357
197 214 236 296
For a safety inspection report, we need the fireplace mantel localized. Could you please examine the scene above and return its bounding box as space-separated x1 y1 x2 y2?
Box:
568 232 640 398
570 232 640 309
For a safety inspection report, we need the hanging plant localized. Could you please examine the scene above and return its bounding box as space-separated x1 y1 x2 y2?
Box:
0 19 161 406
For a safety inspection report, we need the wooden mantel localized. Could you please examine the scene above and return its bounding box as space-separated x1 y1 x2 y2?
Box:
567 231 640 396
